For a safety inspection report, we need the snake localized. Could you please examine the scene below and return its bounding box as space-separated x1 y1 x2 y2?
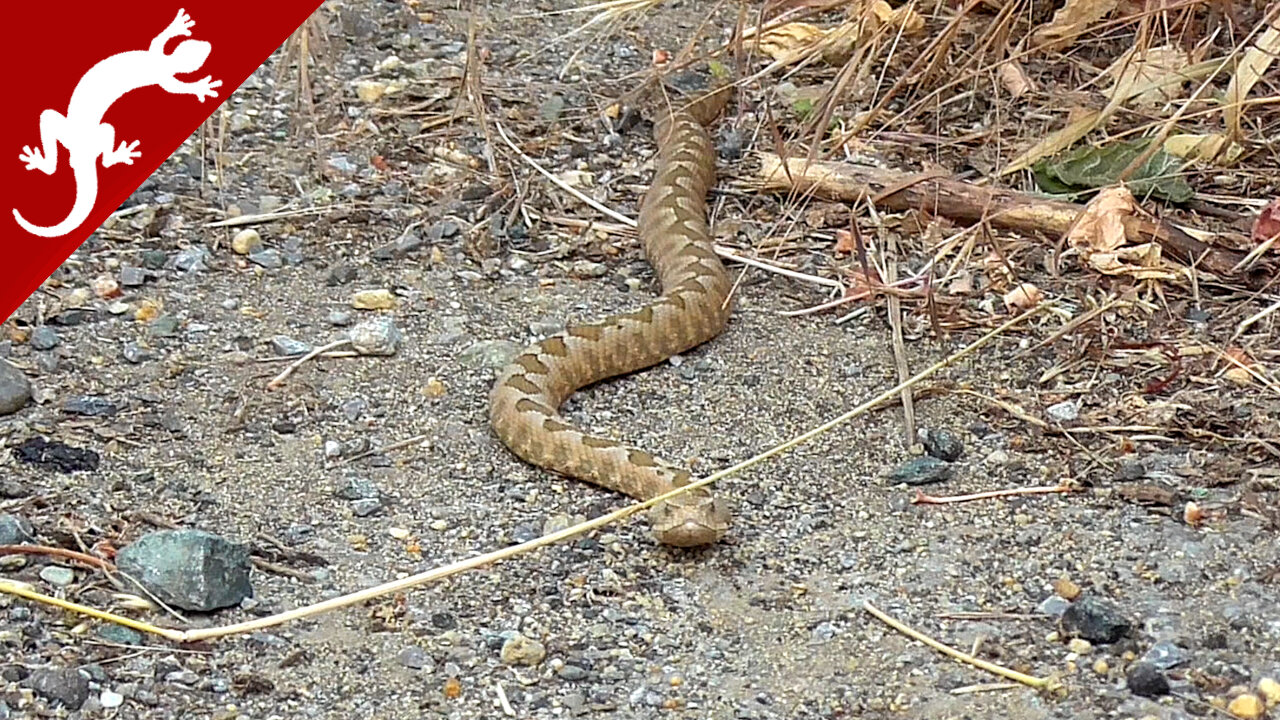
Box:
489 81 733 547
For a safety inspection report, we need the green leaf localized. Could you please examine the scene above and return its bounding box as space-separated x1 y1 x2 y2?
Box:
1031 138 1194 203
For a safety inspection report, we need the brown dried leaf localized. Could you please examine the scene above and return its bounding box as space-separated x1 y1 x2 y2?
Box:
1066 187 1178 280
1031 0 1119 52
998 61 1035 98
833 229 857 254
1107 46 1191 107
755 22 827 63
1225 11 1280 139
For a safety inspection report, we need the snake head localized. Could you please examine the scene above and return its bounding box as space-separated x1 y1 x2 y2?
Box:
647 487 730 547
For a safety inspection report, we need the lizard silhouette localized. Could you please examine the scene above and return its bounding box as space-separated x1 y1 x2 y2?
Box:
12 8 222 238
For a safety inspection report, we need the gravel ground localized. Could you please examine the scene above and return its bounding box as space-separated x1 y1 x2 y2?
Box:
3 1 1279 719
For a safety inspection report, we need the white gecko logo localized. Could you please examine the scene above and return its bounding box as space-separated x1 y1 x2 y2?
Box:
12 8 222 238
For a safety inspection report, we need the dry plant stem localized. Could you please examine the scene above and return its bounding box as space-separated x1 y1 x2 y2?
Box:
0 306 1049 642
883 231 916 443
0 580 186 642
336 434 429 467
753 154 1271 285
266 339 352 390
204 206 339 228
494 120 635 227
0 545 115 571
911 485 1075 505
862 600 1059 690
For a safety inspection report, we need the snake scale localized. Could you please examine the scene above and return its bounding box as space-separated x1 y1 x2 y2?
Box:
489 83 733 546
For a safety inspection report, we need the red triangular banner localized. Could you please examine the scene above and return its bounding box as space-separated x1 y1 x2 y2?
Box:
1 0 322 321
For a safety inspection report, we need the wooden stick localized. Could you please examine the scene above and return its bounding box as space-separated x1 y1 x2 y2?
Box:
752 153 1272 286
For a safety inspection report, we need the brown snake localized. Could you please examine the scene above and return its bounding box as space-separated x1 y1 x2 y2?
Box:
489 83 733 546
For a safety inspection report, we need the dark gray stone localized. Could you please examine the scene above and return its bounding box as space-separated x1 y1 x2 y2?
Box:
115 530 253 612
0 362 31 415
23 667 90 709
1125 662 1169 697
885 456 953 486
1062 595 1132 644
29 326 59 351
921 428 964 461
63 396 118 416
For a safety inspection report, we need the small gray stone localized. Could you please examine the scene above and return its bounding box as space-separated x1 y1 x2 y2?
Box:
122 342 153 364
140 249 168 270
271 335 313 356
350 498 383 517
149 315 181 338
328 311 353 327
1046 400 1079 423
428 220 459 240
398 646 434 670
885 456 953 486
336 477 380 501
500 634 546 666
63 395 118 416
1142 640 1188 669
39 565 75 587
571 260 608 278
538 94 565 123
119 266 147 287
0 514 34 544
115 530 253 612
348 318 402 356
29 326 60 351
326 263 358 286
24 668 90 710
457 340 522 369
248 249 284 269
1037 594 1071 618
557 664 589 681
174 246 210 272
0 361 31 415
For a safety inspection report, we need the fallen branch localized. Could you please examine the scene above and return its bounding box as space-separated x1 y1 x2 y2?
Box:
753 153 1272 286
863 600 1060 691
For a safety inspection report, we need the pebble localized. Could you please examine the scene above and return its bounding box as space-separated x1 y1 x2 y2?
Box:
0 361 32 414
1258 678 1280 705
30 326 60 350
1092 658 1109 675
327 263 359 285
1066 638 1092 655
328 310 353 327
12 437 100 473
1141 640 1187 669
115 529 253 611
429 519 449 531
1046 400 1079 423
351 498 384 517
1061 595 1131 644
271 335 313 356
140 249 168 269
0 514 34 544
100 689 124 709
119 266 147 286
174 246 210 272
920 428 964 461
39 565 76 587
557 664 589 681
352 289 398 309
249 248 284 269
1126 662 1170 697
324 440 342 459
122 342 153 364
500 634 547 666
457 339 523 369
232 229 263 255
398 646 434 670
349 317 402 356
96 624 143 645
23 667 90 710
1227 693 1265 719
884 456 953 486
571 260 608 278
64 395 118 416
336 477 381 501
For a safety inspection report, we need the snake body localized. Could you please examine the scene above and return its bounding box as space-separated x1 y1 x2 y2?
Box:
489 84 733 546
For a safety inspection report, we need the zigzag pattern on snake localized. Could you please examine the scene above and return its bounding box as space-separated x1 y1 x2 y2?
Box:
489 83 733 546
